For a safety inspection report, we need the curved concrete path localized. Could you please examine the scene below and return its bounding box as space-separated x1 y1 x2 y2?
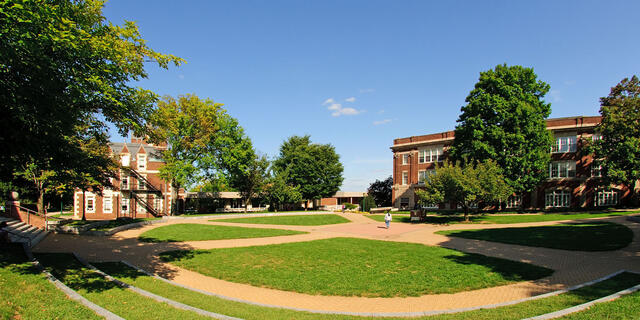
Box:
33 212 640 314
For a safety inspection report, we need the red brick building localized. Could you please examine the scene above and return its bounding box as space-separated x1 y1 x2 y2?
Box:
390 116 634 210
73 137 184 219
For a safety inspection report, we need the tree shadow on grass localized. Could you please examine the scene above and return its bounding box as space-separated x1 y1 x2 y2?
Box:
443 252 554 282
35 252 120 293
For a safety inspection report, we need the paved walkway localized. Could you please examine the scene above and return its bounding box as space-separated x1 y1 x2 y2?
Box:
33 212 640 314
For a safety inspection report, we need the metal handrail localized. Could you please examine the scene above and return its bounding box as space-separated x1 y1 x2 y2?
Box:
11 205 48 231
130 193 162 217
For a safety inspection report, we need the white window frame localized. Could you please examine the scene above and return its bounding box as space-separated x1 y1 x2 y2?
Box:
592 132 603 141
595 190 618 207
121 197 129 214
137 154 147 171
154 197 163 212
418 146 443 163
138 174 147 190
137 197 147 213
551 134 577 153
545 190 571 208
399 197 410 208
591 164 602 177
120 171 129 190
506 195 522 209
85 194 96 213
402 154 409 165
549 161 576 179
418 170 426 185
103 196 113 214
402 171 408 185
121 154 130 167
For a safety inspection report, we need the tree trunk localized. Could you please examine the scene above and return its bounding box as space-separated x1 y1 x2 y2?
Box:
464 205 469 222
171 181 179 216
37 186 45 216
82 190 86 221
244 197 249 213
304 201 308 211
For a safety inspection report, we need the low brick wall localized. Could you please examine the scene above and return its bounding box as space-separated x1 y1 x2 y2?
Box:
4 203 46 229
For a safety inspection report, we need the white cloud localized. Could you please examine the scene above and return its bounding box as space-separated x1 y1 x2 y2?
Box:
332 107 363 117
549 90 562 102
327 103 341 111
345 97 356 103
322 98 335 105
178 74 185 80
373 119 392 125
359 88 375 93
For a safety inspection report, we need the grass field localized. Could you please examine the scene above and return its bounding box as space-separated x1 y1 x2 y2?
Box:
560 288 640 319
214 214 350 226
437 222 634 251
0 245 101 319
366 210 638 225
95 261 640 320
159 237 552 297
36 253 211 320
91 217 160 231
138 223 307 242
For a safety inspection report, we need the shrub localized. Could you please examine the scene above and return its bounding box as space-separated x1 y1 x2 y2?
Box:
360 196 376 212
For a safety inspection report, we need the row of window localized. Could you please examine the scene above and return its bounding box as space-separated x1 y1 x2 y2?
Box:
121 154 148 170
85 195 164 214
401 146 445 165
120 174 148 190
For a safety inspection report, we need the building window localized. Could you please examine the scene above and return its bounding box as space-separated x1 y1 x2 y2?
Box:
551 135 577 153
85 195 95 213
103 197 113 213
121 197 129 213
137 197 146 213
138 174 147 190
592 133 602 141
121 171 129 190
595 190 618 207
154 197 163 212
506 195 522 209
418 170 435 184
591 164 602 177
400 197 410 208
402 171 408 185
549 161 576 178
418 146 443 163
402 154 409 165
137 154 147 171
121 154 130 167
545 190 571 208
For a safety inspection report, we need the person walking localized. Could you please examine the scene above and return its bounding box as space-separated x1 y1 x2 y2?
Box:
384 211 392 229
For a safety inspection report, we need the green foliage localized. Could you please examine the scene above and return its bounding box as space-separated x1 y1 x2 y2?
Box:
0 0 183 198
263 172 302 211
227 154 270 213
589 76 640 201
367 176 392 207
344 203 358 210
415 160 512 220
360 195 376 212
272 136 344 205
450 64 553 194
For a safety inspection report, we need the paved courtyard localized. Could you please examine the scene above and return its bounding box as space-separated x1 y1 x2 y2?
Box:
33 212 640 314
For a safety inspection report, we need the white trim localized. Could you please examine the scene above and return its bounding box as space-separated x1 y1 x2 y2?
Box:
103 197 113 214
85 193 96 213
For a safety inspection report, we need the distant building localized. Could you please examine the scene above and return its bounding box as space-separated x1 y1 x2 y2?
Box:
73 136 184 219
320 191 367 211
390 116 635 210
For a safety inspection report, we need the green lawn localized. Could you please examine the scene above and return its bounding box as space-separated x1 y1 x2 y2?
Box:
90 217 160 231
559 289 640 319
366 210 639 225
95 261 640 320
35 253 211 320
438 222 634 251
0 244 102 319
138 223 307 242
159 237 552 297
214 214 350 226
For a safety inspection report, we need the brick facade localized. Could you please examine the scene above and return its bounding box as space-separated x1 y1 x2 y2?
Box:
390 116 634 210
73 137 184 220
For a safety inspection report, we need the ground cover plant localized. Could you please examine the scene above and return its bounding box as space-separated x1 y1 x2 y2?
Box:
366 210 638 225
35 253 211 320
90 217 160 231
138 223 306 242
0 244 102 319
214 214 350 226
438 222 634 251
95 261 640 320
159 237 552 297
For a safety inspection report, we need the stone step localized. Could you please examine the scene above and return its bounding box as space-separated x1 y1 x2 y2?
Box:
30 230 48 247
13 223 31 232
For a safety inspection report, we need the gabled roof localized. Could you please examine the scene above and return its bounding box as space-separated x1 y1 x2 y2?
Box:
109 142 164 162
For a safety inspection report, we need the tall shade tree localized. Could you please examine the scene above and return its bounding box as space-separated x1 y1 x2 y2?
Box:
590 76 640 204
449 64 553 196
0 0 183 202
415 160 512 221
263 171 302 212
368 176 393 207
272 136 344 209
149 95 224 215
228 153 270 213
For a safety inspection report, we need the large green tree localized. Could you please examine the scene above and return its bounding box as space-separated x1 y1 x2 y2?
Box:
272 136 343 209
0 0 183 201
228 153 270 213
263 171 302 212
590 76 640 204
367 176 392 207
449 64 553 195
415 160 512 221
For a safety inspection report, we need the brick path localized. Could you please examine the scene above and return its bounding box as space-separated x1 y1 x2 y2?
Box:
33 212 640 313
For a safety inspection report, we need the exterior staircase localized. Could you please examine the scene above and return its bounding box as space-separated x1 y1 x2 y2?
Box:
0 216 48 248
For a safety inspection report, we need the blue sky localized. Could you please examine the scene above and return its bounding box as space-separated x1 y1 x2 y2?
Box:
103 0 640 191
